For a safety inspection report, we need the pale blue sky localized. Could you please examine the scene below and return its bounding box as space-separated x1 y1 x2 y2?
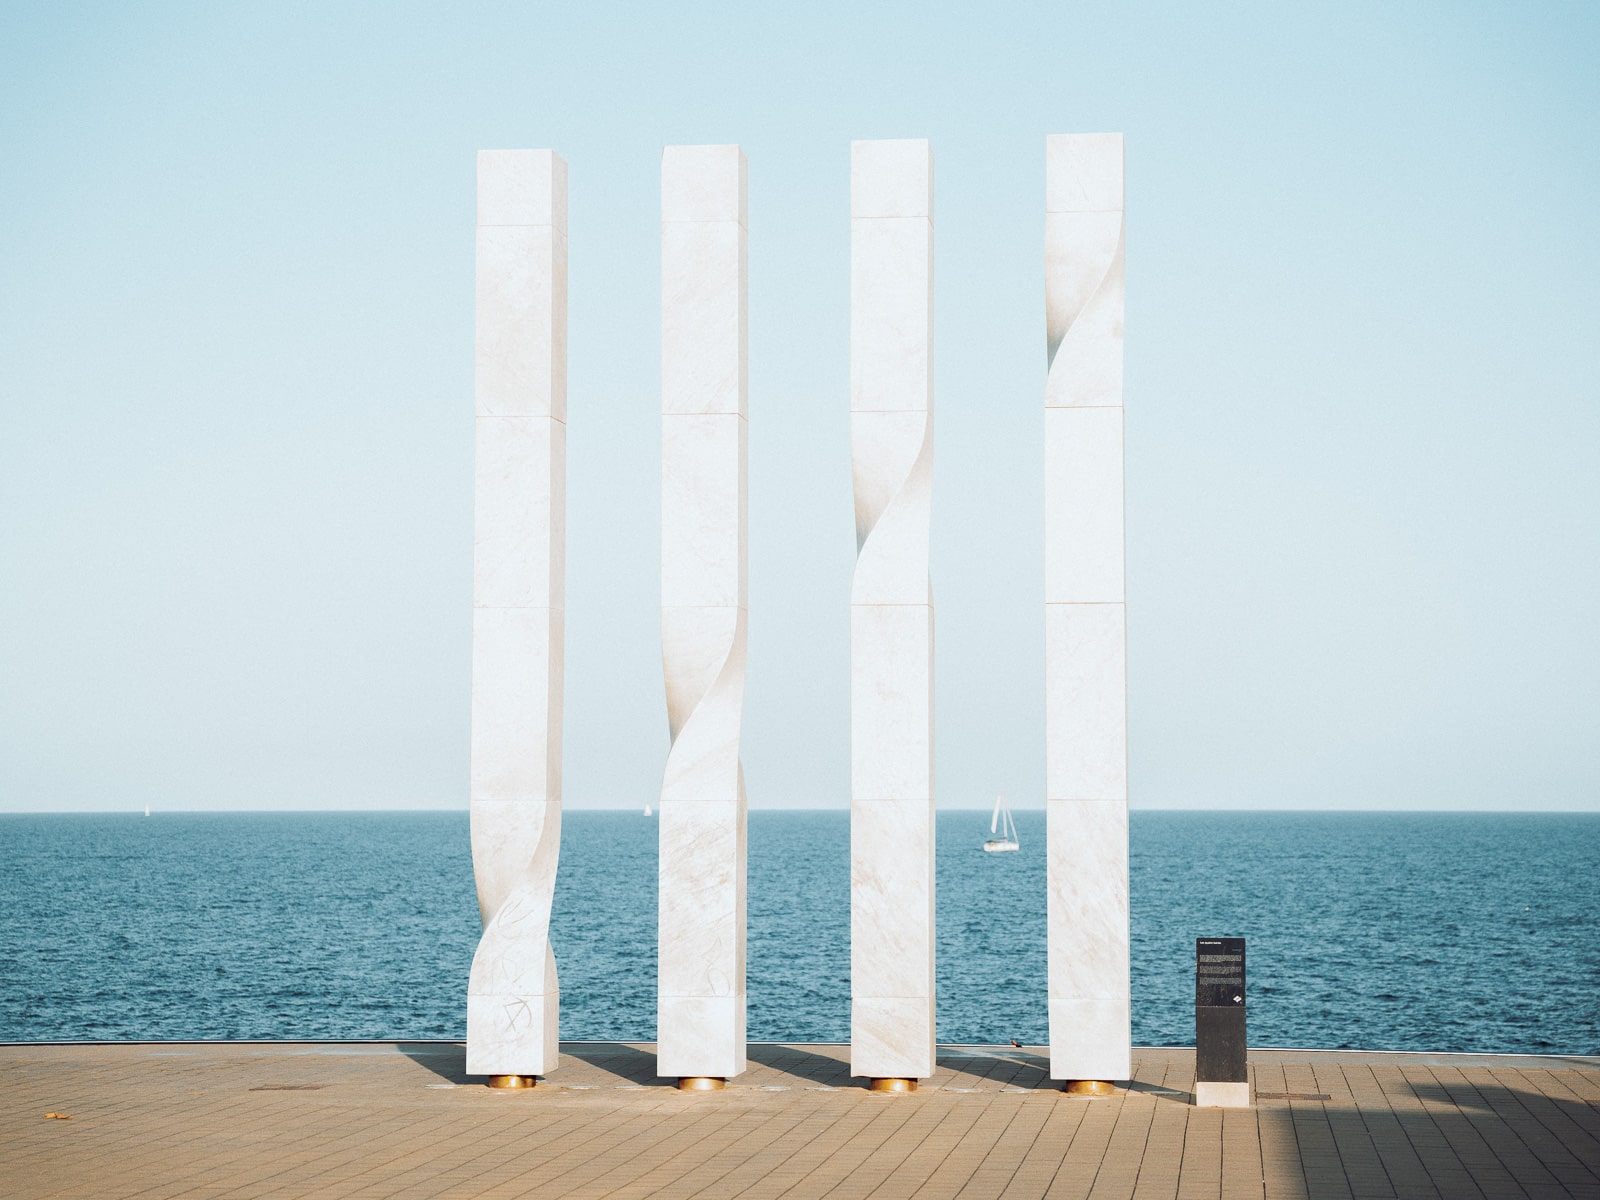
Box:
2 1 1596 812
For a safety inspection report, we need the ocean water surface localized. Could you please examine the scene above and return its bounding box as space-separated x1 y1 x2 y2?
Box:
0 811 1595 1054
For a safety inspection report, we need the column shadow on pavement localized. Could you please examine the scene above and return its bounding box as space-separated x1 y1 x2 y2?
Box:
396 1042 470 1084
745 1044 855 1087
558 1043 670 1085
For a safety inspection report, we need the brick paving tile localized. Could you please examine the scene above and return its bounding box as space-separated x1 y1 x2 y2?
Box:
1348 1066 1441 1199
1454 1066 1574 1197
1415 1066 1533 1199
1494 1068 1600 1193
1175 1106 1224 1200
3 1044 1597 1199
1218 1107 1263 1200
1078 1097 1149 1199
1129 1099 1186 1200
998 1096 1089 1200
1470 1068 1599 1197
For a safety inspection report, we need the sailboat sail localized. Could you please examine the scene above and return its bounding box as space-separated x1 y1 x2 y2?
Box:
983 794 1020 853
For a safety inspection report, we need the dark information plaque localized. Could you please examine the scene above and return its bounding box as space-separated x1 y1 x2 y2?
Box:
1194 937 1248 1104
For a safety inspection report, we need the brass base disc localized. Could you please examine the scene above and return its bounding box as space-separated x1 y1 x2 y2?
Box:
677 1076 726 1091
869 1078 918 1093
1062 1079 1117 1096
486 1074 537 1089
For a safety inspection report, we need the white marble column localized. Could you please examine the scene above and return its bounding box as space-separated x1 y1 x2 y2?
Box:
657 144 748 1085
1044 133 1131 1085
849 139 935 1086
467 149 567 1082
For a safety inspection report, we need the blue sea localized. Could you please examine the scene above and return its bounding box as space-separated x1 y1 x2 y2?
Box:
0 811 1595 1055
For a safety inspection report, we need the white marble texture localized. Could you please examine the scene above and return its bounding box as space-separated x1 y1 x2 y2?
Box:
475 147 568 424
849 605 933 802
1046 799 1129 1080
468 798 561 1071
658 796 747 1079
663 223 746 417
1044 604 1126 802
475 417 565 610
850 221 933 413
851 799 934 1000
468 149 567 1079
1043 407 1122 605
850 139 936 1082
1045 133 1123 411
1045 133 1131 1083
850 411 933 606
660 609 748 809
658 145 748 1082
470 607 563 804
661 414 747 608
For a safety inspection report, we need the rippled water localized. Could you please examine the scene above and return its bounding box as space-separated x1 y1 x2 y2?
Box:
1 811 1595 1054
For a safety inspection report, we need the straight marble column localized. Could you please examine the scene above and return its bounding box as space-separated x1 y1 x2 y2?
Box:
849 139 935 1086
1044 133 1130 1087
467 149 567 1082
658 144 748 1086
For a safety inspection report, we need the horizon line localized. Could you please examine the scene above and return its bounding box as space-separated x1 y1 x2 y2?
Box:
3 806 1597 816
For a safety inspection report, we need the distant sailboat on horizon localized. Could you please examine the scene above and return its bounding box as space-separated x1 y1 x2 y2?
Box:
643 803 653 817
143 804 150 817
982 794 1019 853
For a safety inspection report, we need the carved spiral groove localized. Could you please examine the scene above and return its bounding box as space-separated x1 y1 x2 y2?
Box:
1045 209 1125 408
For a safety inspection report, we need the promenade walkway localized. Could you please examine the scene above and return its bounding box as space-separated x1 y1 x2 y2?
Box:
3 1042 1597 1198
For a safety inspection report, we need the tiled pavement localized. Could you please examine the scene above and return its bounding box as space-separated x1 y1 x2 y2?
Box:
2 1042 1597 1198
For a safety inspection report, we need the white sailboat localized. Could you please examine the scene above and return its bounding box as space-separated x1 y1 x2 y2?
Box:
643 803 653 817
982 794 1019 853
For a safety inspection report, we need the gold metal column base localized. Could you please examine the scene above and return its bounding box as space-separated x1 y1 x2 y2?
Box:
677 1076 726 1091
869 1078 918 1093
486 1074 537 1089
1062 1079 1117 1096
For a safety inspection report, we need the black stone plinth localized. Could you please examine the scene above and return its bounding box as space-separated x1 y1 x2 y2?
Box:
1196 937 1247 1098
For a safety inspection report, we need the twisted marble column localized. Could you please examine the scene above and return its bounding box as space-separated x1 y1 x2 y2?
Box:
467 149 567 1083
657 144 749 1086
849 138 935 1087
1043 133 1131 1086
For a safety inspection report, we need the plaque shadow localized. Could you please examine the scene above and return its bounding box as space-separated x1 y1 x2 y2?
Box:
1124 1079 1193 1103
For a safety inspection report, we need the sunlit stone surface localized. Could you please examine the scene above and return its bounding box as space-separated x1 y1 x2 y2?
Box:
1045 132 1131 1084
849 138 936 1082
467 149 567 1078
658 144 749 1082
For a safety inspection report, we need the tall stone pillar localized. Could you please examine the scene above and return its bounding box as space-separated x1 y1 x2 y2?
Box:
657 144 749 1089
849 139 936 1089
1044 133 1130 1089
467 149 567 1086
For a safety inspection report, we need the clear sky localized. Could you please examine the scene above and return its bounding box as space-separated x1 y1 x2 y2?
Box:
1 1 1596 812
